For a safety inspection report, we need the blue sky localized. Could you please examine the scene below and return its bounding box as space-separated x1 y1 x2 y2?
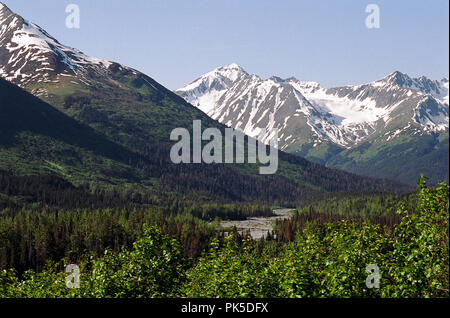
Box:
3 0 449 90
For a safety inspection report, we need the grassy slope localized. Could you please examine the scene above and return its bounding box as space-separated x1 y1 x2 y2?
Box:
326 129 449 186
1 68 412 205
0 77 149 187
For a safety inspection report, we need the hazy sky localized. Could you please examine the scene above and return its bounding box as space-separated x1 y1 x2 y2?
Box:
3 0 449 90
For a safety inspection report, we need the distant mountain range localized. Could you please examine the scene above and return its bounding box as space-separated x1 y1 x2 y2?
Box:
0 2 409 206
177 64 449 185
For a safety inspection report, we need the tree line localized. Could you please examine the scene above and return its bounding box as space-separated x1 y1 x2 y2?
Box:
0 177 447 298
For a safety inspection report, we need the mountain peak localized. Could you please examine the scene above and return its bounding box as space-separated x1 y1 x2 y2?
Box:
384 71 412 85
0 3 121 88
205 63 248 83
220 63 244 70
215 63 247 76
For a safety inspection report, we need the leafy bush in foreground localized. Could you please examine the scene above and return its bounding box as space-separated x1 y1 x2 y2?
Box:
184 176 448 298
0 227 185 298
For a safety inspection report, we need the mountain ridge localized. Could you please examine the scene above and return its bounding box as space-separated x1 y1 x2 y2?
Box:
0 3 412 204
176 64 449 185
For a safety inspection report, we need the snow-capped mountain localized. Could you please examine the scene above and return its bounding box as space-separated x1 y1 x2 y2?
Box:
177 64 449 184
1 1 447 185
0 3 108 84
177 64 449 151
0 2 161 99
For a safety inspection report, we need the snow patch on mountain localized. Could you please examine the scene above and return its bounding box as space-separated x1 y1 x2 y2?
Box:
0 3 126 88
176 65 449 150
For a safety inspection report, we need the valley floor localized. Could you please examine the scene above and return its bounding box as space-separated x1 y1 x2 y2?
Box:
220 208 295 239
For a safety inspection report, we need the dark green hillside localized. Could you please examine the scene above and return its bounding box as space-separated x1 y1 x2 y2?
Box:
0 78 140 161
1 75 412 206
31 69 220 150
30 67 413 193
0 77 146 185
327 129 449 186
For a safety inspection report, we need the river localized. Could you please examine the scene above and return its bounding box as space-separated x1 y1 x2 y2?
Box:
220 208 295 239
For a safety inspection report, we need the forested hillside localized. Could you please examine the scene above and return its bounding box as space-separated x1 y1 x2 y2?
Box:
0 177 447 298
0 77 412 208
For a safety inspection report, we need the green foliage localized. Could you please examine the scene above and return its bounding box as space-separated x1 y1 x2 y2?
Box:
0 176 447 298
183 176 449 298
80 226 186 298
0 207 220 272
1 226 186 298
327 130 449 186
385 175 449 297
296 192 417 217
183 236 278 298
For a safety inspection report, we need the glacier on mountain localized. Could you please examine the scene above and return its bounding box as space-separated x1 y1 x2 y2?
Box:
176 64 449 150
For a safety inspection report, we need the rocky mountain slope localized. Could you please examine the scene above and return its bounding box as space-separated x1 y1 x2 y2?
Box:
177 64 449 185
